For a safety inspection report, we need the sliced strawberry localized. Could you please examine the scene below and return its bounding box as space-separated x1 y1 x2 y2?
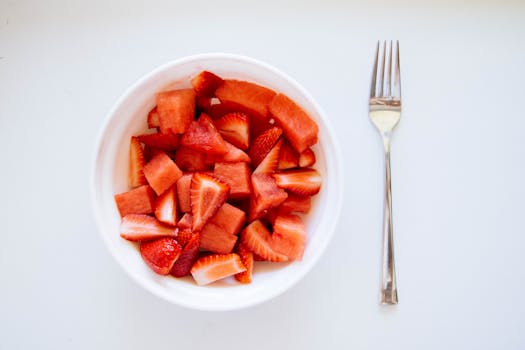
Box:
114 185 156 217
129 136 147 188
254 139 282 174
190 253 246 286
156 89 196 134
177 213 193 230
170 232 201 277
269 93 318 153
140 237 181 275
271 214 306 260
206 141 250 164
214 112 250 150
215 80 276 119
147 106 160 129
200 222 238 254
120 214 177 242
190 173 230 231
180 113 228 155
210 203 246 235
299 148 316 167
176 173 193 213
174 146 209 172
249 174 288 221
196 96 212 114
137 132 180 151
240 220 288 262
175 228 193 247
278 140 299 170
154 185 178 226
213 162 251 199
248 127 282 167
143 152 183 195
273 169 322 196
191 71 224 97
278 194 311 214
234 243 253 284
253 253 265 261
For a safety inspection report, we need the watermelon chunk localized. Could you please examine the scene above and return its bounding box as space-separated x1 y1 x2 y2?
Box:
176 173 193 213
249 173 288 221
210 203 246 235
200 222 238 254
213 162 252 199
191 71 224 97
143 152 183 195
271 214 306 260
156 89 196 134
114 185 156 217
215 80 276 119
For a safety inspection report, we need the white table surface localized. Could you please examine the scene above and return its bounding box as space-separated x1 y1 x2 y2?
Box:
2 0 524 348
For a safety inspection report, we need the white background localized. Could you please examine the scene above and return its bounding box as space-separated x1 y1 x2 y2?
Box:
1 0 524 348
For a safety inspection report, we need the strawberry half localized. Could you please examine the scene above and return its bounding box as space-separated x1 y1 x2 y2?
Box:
254 139 282 174
278 194 311 214
271 214 306 261
129 136 147 188
190 173 230 231
154 185 178 226
240 220 288 262
191 71 224 97
278 140 299 170
234 243 254 284
147 107 160 129
170 232 201 277
140 237 181 275
120 214 178 242
299 148 316 167
273 169 322 196
190 253 246 286
138 132 180 151
180 113 229 155
214 112 250 150
177 213 193 230
206 141 250 164
248 127 283 167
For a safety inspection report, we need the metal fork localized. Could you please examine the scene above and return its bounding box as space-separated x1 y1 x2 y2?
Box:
369 40 401 305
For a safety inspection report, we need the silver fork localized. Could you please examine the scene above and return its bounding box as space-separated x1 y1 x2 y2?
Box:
369 40 401 305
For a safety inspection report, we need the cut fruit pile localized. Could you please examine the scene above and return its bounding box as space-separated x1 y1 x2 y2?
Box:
114 71 322 286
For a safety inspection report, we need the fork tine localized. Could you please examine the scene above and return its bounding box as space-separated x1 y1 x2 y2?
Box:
378 41 386 97
370 41 379 98
385 40 392 97
393 40 401 100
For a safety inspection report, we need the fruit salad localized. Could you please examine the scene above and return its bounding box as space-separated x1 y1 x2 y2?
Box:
114 71 322 286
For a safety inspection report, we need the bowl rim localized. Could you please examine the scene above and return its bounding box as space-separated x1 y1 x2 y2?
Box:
91 52 344 311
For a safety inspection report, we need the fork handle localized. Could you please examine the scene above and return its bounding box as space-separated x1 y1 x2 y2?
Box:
381 146 398 304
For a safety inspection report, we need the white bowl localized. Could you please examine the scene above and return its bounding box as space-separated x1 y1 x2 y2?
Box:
91 53 343 311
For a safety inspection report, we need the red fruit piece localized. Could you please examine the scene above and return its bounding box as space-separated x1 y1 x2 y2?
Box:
180 113 228 155
147 107 160 129
278 140 299 170
273 169 322 196
129 136 147 188
120 214 177 242
154 185 178 226
143 152 183 195
278 194 311 214
176 174 193 213
177 213 193 230
191 253 246 286
234 243 254 284
200 222 238 254
215 80 276 119
254 139 282 174
190 173 230 231
175 229 193 247
206 141 250 164
170 232 201 277
143 146 165 163
174 146 209 172
137 132 180 151
269 93 318 153
214 112 250 150
248 127 282 167
210 203 246 235
271 214 306 261
156 89 196 134
140 237 181 275
213 162 252 199
240 220 288 262
191 71 224 97
249 174 288 221
299 148 316 167
114 185 156 217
